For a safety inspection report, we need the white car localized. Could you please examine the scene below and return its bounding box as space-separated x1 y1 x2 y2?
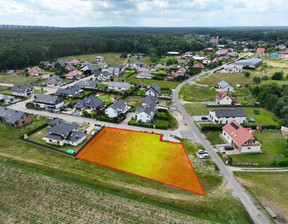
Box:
197 149 207 154
199 154 209 159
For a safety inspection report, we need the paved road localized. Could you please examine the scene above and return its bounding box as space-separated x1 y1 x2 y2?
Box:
172 66 271 224
230 167 288 172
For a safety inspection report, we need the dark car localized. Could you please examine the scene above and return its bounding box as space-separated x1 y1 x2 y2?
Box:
201 117 208 121
224 145 234 151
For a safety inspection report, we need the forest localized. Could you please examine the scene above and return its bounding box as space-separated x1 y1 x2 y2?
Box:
1 27 288 69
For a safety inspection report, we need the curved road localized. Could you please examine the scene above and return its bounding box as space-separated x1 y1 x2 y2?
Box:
172 68 271 224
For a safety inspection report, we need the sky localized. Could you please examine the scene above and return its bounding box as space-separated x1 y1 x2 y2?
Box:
0 0 287 27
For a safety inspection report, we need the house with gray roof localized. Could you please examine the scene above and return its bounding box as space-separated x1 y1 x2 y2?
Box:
128 61 145 70
0 106 32 126
55 86 82 98
74 95 104 111
0 94 15 104
135 96 158 123
209 109 247 124
43 123 86 146
46 75 63 87
11 84 34 97
94 71 111 81
32 94 65 111
105 99 130 118
107 82 131 91
75 80 98 89
145 83 161 96
47 118 63 127
223 64 243 73
217 80 233 92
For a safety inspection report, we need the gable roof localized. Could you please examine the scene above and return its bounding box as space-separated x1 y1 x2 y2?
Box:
222 120 253 146
33 94 63 105
74 95 104 109
11 84 34 93
0 106 26 125
75 80 97 88
66 70 82 78
142 96 158 105
47 123 78 136
108 99 128 111
46 75 62 85
214 109 247 118
150 83 161 93
216 91 229 100
218 80 231 88
257 48 265 52
56 86 81 96
47 118 63 126
66 131 86 142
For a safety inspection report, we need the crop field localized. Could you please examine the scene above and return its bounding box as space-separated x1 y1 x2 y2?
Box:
0 163 212 224
76 127 205 195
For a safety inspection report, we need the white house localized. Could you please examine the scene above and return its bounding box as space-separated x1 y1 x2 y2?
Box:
105 99 130 118
11 84 34 97
223 64 243 73
217 80 234 92
46 75 63 87
209 109 247 124
94 71 111 81
145 83 161 97
107 82 131 91
215 91 233 105
222 120 262 153
135 96 158 123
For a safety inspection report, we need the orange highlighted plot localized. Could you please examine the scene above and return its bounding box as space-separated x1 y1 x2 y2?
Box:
76 127 205 195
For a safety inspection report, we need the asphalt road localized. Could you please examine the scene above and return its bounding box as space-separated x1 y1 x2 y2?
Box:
172 66 271 224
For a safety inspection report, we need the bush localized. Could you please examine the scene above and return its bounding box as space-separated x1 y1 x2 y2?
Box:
272 72 283 80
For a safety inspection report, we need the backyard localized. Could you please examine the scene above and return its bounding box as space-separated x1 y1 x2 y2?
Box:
179 84 217 102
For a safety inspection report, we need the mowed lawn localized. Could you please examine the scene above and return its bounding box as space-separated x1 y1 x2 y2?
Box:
184 103 281 126
236 172 288 222
0 121 253 223
0 74 41 85
196 73 253 86
228 130 286 166
179 84 218 102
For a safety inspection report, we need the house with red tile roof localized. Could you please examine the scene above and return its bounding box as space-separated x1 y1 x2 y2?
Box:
69 59 80 65
222 120 262 153
65 63 76 71
28 67 44 76
216 91 233 105
216 49 228 56
256 48 265 54
193 63 204 68
66 70 83 80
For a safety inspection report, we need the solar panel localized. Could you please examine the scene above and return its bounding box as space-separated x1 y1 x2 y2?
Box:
231 122 239 130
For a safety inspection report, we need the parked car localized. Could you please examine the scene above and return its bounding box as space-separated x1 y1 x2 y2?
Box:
201 117 208 121
224 145 234 151
199 154 209 159
197 149 207 154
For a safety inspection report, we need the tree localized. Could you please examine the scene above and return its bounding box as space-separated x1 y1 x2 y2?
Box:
253 77 261 84
244 72 251 78
91 110 98 119
272 71 283 80
68 98 74 108
82 110 90 118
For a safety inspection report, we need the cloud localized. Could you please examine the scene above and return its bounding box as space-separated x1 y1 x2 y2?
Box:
0 0 287 27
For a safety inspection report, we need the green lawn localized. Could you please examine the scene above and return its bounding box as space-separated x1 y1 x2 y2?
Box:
205 131 225 145
184 103 280 126
235 95 257 106
97 94 117 104
114 76 180 89
262 57 288 67
125 96 143 107
236 172 288 222
196 73 253 86
228 130 286 166
0 74 41 85
0 120 253 223
34 89 46 94
179 84 218 102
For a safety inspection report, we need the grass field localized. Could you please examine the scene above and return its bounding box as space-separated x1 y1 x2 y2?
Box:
236 172 288 223
228 130 286 166
0 162 214 224
179 84 218 102
263 57 288 67
0 120 253 223
184 103 280 126
76 127 205 195
97 94 117 104
0 74 41 85
125 96 143 107
205 131 225 145
196 73 253 86
114 76 181 89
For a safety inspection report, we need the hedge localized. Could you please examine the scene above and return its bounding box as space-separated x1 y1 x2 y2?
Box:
200 123 281 132
128 118 169 129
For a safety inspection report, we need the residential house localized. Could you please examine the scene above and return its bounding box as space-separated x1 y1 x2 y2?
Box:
46 75 63 87
275 44 286 51
55 86 82 98
107 82 131 91
217 81 234 92
66 70 83 80
215 92 233 105
74 95 104 111
145 83 161 97
69 59 80 65
193 63 204 68
256 48 265 54
81 63 98 73
216 49 228 56
47 118 63 127
222 120 262 153
135 96 158 123
107 64 125 77
11 84 34 97
75 80 98 89
32 94 65 111
223 64 243 73
28 67 44 76
202 59 212 65
105 99 130 118
95 56 104 63
94 71 111 81
136 68 154 79
167 52 180 56
0 106 32 126
43 123 86 147
56 58 68 67
65 63 76 71
128 61 145 70
209 109 247 124
0 94 15 104
97 61 108 69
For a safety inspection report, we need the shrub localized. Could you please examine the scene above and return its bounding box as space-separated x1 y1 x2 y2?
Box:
272 72 283 80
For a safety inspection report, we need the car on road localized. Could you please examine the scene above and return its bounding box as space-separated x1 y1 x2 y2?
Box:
224 145 234 151
199 154 209 159
197 149 207 154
